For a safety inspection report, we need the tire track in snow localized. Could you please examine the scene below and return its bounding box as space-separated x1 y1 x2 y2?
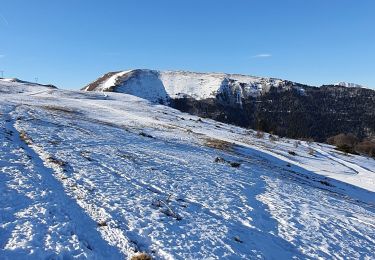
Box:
313 144 373 176
1 106 123 259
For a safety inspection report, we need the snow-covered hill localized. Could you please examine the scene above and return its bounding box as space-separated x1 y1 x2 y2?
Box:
336 82 367 89
83 69 297 105
1 79 375 259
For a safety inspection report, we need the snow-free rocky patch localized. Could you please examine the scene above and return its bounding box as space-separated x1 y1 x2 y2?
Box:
1 79 375 259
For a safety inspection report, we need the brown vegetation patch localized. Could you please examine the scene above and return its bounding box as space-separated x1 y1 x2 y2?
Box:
255 131 265 139
41 105 80 115
19 130 33 145
327 133 375 157
131 253 152 260
46 156 67 167
97 221 107 227
204 138 234 151
355 139 375 158
269 135 278 142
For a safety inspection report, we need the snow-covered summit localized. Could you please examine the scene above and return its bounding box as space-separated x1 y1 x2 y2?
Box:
83 69 296 103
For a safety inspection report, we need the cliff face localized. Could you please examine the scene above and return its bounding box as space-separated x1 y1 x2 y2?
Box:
83 70 375 141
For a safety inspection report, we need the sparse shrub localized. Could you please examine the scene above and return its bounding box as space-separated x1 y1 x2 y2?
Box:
47 156 67 167
255 131 264 139
205 138 234 151
327 133 359 155
214 157 226 163
308 148 315 156
293 141 300 148
152 199 182 220
131 252 152 260
269 135 278 142
97 221 107 227
327 136 335 145
355 140 375 158
214 157 241 168
335 133 358 147
305 138 314 145
230 162 241 168
337 144 358 154
328 134 375 158
19 130 33 145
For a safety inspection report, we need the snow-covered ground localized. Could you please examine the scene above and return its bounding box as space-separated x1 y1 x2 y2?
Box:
1 79 375 259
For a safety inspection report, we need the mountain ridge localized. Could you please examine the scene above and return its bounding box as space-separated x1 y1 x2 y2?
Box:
83 69 375 142
82 69 308 103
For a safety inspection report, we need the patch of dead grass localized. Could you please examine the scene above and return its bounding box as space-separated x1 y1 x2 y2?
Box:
41 105 80 115
131 252 152 260
204 138 234 151
19 130 33 145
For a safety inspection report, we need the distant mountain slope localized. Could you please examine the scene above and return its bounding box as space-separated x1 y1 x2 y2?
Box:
1 80 375 259
336 82 367 89
0 78 57 93
82 69 303 106
84 69 375 142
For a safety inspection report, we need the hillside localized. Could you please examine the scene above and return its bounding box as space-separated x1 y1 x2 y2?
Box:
83 69 375 142
82 69 294 102
1 78 375 259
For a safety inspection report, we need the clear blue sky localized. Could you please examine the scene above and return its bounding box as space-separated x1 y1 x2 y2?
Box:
1 0 374 89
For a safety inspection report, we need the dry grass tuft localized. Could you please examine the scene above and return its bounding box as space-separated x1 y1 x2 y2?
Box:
269 135 278 142
205 138 234 151
42 105 79 114
19 130 33 145
97 221 107 227
255 131 265 139
308 148 315 156
131 252 152 260
46 156 67 167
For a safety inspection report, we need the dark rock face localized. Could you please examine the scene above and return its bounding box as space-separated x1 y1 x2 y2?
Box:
170 85 375 142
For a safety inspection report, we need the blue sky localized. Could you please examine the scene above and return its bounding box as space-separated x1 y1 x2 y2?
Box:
0 0 374 89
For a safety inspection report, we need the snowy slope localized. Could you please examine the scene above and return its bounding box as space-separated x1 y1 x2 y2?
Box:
82 69 293 103
1 80 375 259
